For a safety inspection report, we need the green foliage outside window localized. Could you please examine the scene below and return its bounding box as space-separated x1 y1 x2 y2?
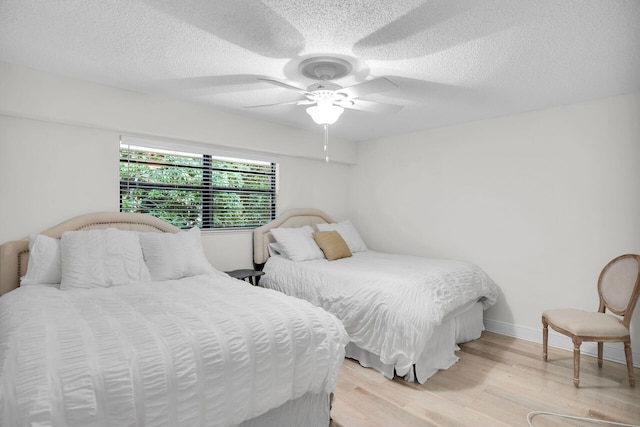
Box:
120 145 276 230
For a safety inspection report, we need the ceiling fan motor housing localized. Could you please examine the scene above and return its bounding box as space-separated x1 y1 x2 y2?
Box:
307 82 342 92
299 56 352 81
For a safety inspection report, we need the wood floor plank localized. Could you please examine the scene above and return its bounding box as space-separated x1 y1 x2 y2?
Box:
329 332 640 427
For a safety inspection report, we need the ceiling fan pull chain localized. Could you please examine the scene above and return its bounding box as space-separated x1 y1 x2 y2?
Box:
323 124 329 163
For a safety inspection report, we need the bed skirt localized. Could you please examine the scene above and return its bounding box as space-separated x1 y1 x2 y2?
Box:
345 301 485 383
240 391 331 427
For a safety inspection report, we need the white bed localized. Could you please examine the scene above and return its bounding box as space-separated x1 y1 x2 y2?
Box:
253 208 498 383
0 212 348 427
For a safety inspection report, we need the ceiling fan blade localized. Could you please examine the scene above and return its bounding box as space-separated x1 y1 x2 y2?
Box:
145 0 303 58
342 99 403 114
352 0 537 60
243 99 303 109
336 77 398 99
244 99 317 109
380 76 471 102
158 74 267 95
258 78 311 95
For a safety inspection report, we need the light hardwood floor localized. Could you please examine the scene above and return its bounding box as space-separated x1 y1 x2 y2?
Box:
329 332 640 427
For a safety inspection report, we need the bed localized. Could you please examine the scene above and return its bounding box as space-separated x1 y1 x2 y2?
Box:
0 212 348 427
253 208 498 384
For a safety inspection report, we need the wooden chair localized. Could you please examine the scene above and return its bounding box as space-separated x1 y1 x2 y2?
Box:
542 254 640 387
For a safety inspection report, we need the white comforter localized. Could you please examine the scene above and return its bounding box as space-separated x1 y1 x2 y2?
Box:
262 251 498 377
0 274 348 427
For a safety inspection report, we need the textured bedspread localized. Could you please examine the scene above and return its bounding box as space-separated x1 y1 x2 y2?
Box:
262 251 498 377
0 274 348 427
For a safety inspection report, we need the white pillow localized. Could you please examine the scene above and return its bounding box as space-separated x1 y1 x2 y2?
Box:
317 220 368 253
60 228 151 290
268 242 285 257
21 234 62 286
139 227 215 281
270 226 325 262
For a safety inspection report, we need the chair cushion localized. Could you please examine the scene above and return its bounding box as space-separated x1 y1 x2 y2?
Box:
543 309 629 337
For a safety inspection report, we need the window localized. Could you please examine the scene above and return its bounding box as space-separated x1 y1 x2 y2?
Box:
119 142 277 230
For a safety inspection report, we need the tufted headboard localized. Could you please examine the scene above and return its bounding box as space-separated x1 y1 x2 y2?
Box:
0 212 180 296
253 208 334 268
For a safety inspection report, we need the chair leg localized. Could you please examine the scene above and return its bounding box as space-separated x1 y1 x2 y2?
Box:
624 342 635 387
572 338 581 387
597 342 603 368
542 316 548 362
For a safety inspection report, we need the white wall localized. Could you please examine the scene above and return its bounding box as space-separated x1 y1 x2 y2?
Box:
0 62 355 271
351 92 640 364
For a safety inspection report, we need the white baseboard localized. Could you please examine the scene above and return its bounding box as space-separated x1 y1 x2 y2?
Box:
484 319 639 368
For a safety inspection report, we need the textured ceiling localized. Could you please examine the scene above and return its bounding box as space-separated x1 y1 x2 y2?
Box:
0 0 639 142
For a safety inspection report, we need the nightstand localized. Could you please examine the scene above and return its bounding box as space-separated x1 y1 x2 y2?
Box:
225 269 265 286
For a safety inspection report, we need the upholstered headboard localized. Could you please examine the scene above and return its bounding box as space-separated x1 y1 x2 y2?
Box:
253 208 334 268
0 212 180 296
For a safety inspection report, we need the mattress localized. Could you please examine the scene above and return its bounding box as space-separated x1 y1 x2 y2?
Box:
0 273 348 427
261 251 498 380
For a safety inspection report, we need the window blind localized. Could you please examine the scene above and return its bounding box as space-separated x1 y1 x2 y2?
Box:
119 142 277 230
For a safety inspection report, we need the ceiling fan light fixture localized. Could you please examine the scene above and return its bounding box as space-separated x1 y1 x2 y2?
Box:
306 104 344 125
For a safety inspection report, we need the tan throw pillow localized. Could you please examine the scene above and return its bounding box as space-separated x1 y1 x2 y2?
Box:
312 231 352 261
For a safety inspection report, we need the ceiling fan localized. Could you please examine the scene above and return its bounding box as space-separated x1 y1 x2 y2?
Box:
246 56 403 126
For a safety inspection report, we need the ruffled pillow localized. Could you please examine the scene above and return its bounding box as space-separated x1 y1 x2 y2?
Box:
139 227 215 281
60 228 151 290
